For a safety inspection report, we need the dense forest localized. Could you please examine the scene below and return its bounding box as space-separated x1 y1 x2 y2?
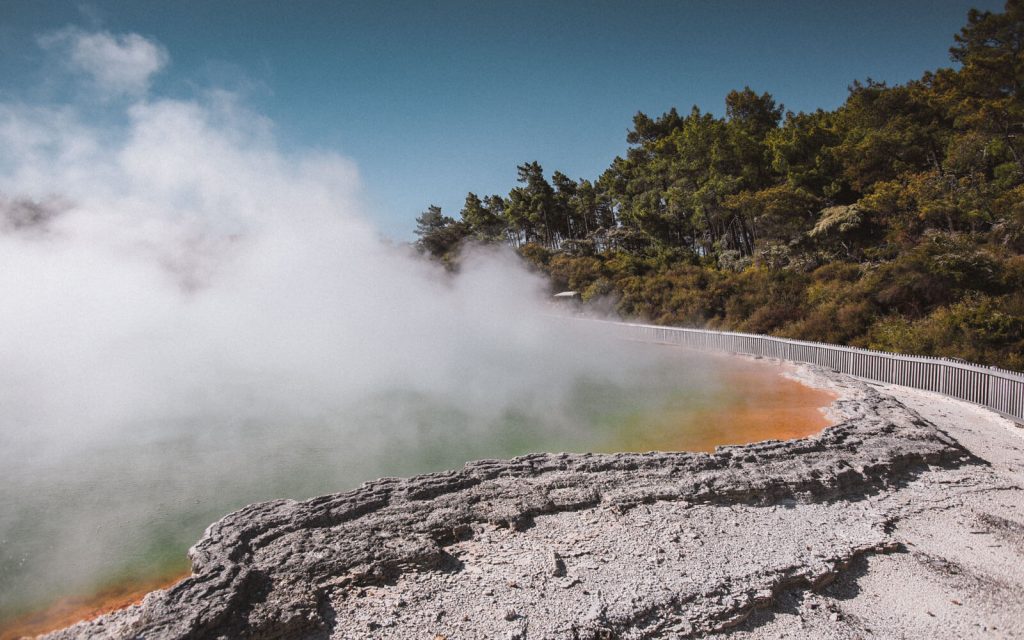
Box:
414 1 1024 370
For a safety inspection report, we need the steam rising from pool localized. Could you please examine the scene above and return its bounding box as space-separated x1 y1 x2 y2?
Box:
0 28 729 616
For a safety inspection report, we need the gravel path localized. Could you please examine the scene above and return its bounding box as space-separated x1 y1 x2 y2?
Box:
728 375 1024 640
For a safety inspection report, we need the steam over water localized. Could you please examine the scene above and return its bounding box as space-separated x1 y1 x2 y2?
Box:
0 29 828 620
1 342 769 618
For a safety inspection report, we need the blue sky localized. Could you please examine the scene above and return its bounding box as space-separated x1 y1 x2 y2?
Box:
0 0 1005 239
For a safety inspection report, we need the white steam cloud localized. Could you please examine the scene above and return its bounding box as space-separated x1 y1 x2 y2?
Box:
0 88 604 455
38 27 169 96
1 29 696 613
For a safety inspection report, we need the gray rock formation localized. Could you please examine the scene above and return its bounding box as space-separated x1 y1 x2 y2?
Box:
46 371 978 639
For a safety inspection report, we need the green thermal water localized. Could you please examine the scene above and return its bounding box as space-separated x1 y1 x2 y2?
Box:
0 346 818 621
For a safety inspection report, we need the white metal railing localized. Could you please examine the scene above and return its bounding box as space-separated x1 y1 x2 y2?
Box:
586 319 1024 423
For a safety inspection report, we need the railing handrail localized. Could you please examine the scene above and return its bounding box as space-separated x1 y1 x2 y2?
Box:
613 320 1024 384
573 317 1024 423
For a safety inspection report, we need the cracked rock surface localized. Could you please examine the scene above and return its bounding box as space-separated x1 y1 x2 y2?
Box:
46 365 1024 639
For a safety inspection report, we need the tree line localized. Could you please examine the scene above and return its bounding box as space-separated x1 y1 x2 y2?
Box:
415 1 1024 370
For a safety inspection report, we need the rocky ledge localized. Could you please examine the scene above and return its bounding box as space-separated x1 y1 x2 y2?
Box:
47 368 992 639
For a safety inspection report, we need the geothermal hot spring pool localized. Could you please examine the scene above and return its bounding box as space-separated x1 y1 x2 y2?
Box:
0 340 833 636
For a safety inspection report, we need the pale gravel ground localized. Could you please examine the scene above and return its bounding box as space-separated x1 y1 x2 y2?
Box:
731 369 1024 639
44 359 1024 639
